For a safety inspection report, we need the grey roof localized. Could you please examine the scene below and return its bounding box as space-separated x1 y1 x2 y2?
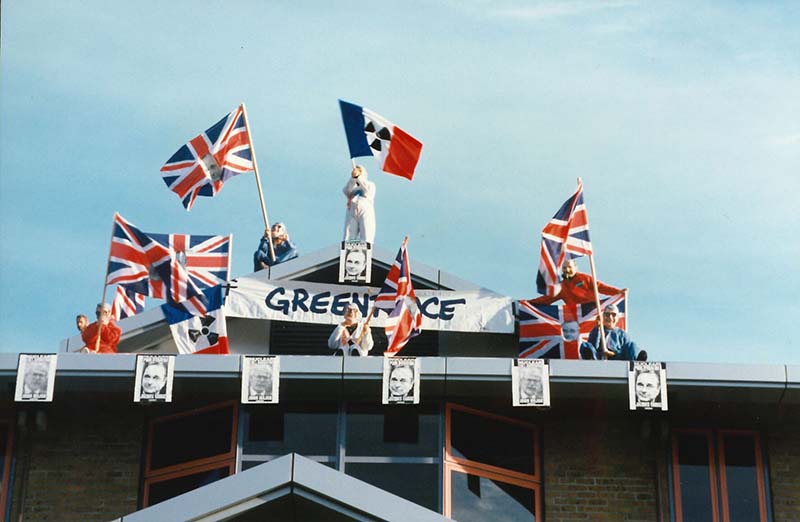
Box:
59 244 489 353
112 453 452 522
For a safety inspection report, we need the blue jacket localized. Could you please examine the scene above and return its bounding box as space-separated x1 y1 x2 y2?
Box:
253 238 299 271
580 327 638 361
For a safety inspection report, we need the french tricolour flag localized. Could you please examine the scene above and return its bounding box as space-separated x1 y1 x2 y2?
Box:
339 100 423 181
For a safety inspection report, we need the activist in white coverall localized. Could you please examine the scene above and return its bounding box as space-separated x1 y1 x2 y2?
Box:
328 304 374 356
343 165 376 244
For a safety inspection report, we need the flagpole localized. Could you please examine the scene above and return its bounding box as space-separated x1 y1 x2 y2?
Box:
94 214 117 352
240 103 276 262
578 178 608 360
358 236 409 347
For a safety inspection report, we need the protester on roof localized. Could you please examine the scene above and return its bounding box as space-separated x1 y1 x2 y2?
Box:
579 303 647 361
253 222 299 271
342 165 376 244
81 303 121 354
328 303 374 356
530 258 624 305
76 314 88 333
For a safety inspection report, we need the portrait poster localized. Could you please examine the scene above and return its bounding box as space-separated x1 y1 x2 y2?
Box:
241 355 280 404
15 354 58 402
512 358 551 407
629 361 668 411
134 354 175 403
382 357 420 405
339 240 372 283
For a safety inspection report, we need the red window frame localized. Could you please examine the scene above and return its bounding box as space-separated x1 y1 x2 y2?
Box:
444 403 542 520
672 428 768 522
143 401 238 508
0 421 13 521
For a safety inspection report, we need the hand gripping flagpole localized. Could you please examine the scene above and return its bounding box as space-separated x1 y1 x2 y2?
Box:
94 214 117 353
240 103 276 262
578 178 609 360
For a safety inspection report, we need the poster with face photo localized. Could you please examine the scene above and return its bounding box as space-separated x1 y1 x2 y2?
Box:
15 354 58 402
629 361 668 411
382 357 420 405
134 354 175 403
241 355 280 404
339 240 372 283
512 359 550 407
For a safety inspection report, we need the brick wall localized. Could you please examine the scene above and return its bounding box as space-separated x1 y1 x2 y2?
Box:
543 416 664 522
767 414 800 522
9 399 144 522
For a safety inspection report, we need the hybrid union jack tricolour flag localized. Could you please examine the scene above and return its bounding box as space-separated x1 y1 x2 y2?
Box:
161 105 253 210
105 214 208 315
518 293 627 359
536 182 593 296
111 285 145 321
375 239 422 356
146 233 231 300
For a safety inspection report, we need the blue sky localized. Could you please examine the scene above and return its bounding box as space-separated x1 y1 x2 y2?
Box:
1 1 798 363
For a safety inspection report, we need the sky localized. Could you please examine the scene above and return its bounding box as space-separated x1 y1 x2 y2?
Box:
1 1 798 364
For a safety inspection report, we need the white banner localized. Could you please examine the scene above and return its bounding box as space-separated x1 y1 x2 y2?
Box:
224 276 514 333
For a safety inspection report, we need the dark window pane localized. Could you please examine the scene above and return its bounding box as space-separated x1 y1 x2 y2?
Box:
451 470 536 522
150 405 234 470
346 403 439 457
243 403 338 457
450 409 535 475
676 433 715 522
241 458 336 471
147 466 230 506
722 434 761 522
346 463 439 512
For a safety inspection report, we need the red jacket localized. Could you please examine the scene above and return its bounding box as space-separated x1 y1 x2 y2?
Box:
530 273 622 305
81 321 121 354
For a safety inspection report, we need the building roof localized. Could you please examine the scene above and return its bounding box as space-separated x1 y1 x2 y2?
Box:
111 453 452 522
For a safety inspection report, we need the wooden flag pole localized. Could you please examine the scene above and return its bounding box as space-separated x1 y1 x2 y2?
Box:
240 103 276 262
577 178 608 359
94 214 118 353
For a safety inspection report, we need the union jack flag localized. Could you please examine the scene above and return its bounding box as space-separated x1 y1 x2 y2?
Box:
160 105 253 210
536 182 593 296
375 239 422 355
518 293 627 359
105 214 208 314
111 285 145 321
146 233 231 299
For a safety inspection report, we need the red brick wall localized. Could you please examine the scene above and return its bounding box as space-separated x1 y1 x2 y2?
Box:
543 417 663 522
767 416 800 522
9 401 143 522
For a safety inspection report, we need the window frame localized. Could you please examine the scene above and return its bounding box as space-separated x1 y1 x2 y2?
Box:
444 403 541 520
0 421 14 522
671 428 769 522
143 401 238 508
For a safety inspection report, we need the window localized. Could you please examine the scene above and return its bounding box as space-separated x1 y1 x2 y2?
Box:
672 429 769 522
143 402 237 507
343 403 442 512
444 404 541 521
240 402 338 469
